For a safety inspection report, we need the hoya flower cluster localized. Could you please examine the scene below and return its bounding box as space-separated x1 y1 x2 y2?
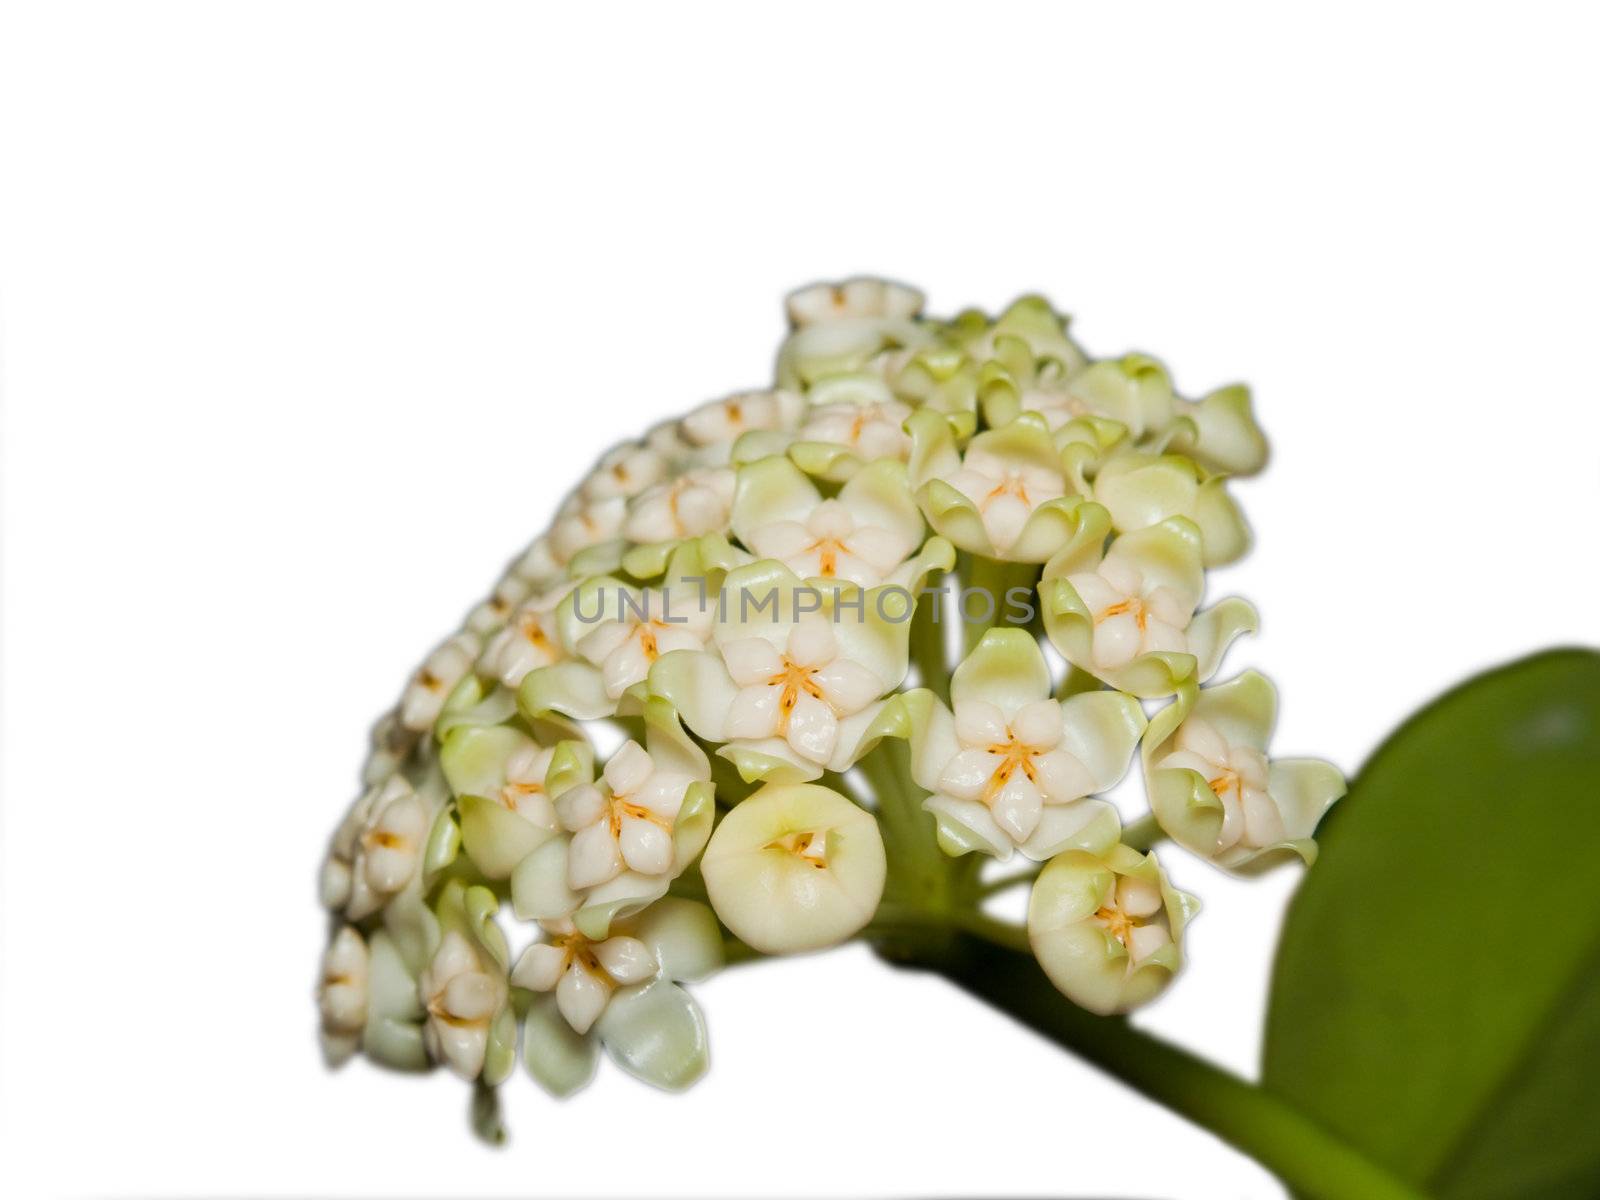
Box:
318 278 1344 1123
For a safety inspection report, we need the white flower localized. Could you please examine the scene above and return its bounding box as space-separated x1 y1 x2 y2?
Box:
948 445 1066 555
798 397 913 463
908 411 1089 562
515 898 724 1096
509 703 713 938
732 457 926 590
906 630 1141 860
1067 555 1192 673
1159 717 1277 850
1143 672 1344 872
1028 845 1197 1015
359 709 419 788
512 919 659 1034
648 561 919 783
558 740 702 890
399 631 481 732
722 616 884 768
549 494 626 564
581 440 669 503
463 570 533 637
479 583 572 688
512 535 564 586
681 390 803 450
575 583 713 700
317 927 369 1065
336 775 431 920
747 498 914 587
1040 516 1257 698
623 466 736 544
785 278 924 327
419 930 507 1080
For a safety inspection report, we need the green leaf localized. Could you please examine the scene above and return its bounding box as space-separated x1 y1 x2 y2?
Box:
1264 648 1600 1199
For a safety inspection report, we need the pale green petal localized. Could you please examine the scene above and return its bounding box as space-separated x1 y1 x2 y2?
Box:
518 660 616 722
1111 651 1200 699
884 534 957 592
1103 517 1205 612
1267 757 1346 844
1173 384 1268 476
458 794 555 880
991 295 1088 372
730 455 821 547
1037 577 1092 673
423 804 461 877
951 628 1052 714
642 696 712 780
1028 849 1110 929
828 587 913 691
435 675 518 741
1007 496 1100 564
917 478 997 558
898 347 980 419
923 793 1014 858
522 993 599 1098
620 539 678 580
1066 354 1176 439
1192 475 1251 567
364 930 428 1071
730 428 795 465
901 689 959 793
597 980 709 1091
556 575 631 652
824 699 890 773
712 559 811 649
789 439 865 482
970 411 1061 477
827 696 910 774
623 897 725 982
1058 690 1148 792
1020 798 1122 860
575 874 670 941
905 408 965 491
1039 501 1112 580
567 539 628 578
483 1005 517 1087
1187 597 1258 683
440 724 533 800
673 782 715 869
646 649 739 743
382 878 441 976
510 836 579 922
545 739 595 800
1093 455 1201 538
809 372 897 407
838 458 925 550
1193 670 1277 750
1147 759 1226 861
715 740 822 784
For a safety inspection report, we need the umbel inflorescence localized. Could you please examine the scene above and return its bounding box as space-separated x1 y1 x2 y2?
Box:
317 279 1345 1130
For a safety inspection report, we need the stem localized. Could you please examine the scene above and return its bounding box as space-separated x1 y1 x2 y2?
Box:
976 866 1040 897
909 583 950 703
922 935 1425 1200
1121 813 1166 853
962 556 1042 654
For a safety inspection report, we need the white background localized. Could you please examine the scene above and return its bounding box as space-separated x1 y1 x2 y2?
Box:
2 3 1597 1198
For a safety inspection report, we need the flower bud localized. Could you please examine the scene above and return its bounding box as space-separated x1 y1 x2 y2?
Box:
316 926 369 1066
701 783 886 953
